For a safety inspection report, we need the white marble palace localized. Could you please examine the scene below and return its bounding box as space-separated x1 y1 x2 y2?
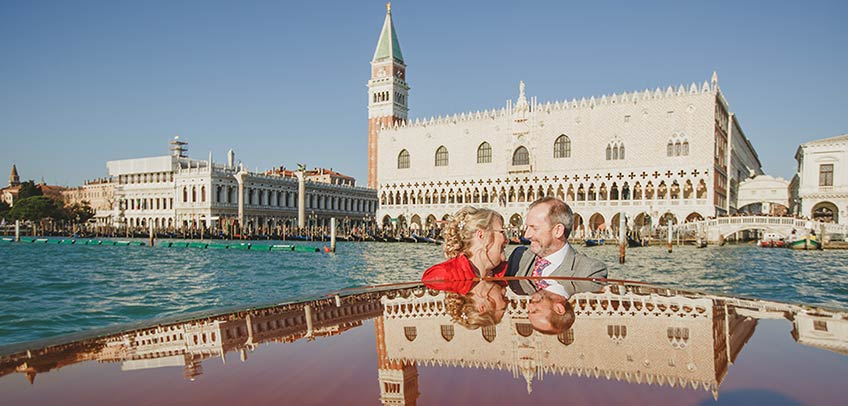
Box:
369 5 763 235
106 138 377 232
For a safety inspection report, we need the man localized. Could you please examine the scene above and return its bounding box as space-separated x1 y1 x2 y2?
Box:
507 197 607 296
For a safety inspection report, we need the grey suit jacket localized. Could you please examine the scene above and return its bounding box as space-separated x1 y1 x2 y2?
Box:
508 244 607 296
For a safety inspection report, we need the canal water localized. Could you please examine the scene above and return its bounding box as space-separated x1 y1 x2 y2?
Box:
0 241 846 346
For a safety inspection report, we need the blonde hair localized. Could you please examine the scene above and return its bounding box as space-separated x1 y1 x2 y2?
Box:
444 289 498 330
442 206 504 260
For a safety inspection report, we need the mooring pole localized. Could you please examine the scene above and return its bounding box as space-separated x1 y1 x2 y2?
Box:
149 222 155 247
330 217 337 253
667 223 673 253
618 212 626 264
15 220 20 242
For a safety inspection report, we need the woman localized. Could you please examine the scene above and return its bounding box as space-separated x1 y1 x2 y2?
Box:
422 206 510 328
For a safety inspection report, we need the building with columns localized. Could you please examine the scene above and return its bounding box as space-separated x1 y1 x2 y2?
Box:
106 138 377 232
793 134 848 224
369 6 764 236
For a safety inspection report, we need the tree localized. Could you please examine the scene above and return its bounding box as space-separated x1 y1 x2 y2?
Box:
0 200 10 219
9 196 65 222
16 181 42 200
66 201 95 224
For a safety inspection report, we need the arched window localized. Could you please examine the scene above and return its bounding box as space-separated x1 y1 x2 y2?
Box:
667 142 674 156
482 325 497 342
606 145 612 160
397 149 410 169
674 141 681 156
435 146 449 167
404 326 417 341
619 145 625 160
440 325 454 342
554 135 571 158
182 187 187 203
477 142 492 164
682 141 689 155
191 187 197 202
201 186 206 202
512 146 529 166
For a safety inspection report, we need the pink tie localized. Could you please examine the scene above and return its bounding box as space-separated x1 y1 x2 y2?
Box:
531 258 551 289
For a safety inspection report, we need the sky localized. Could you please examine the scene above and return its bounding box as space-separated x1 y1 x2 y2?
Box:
1 0 846 187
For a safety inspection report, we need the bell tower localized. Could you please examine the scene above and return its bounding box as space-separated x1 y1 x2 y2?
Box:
368 2 409 189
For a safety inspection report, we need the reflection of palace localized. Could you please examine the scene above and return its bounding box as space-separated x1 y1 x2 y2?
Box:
1 292 383 384
375 285 759 400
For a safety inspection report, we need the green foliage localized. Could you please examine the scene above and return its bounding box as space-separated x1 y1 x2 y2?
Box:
17 181 42 200
67 201 95 224
9 196 65 222
0 200 9 216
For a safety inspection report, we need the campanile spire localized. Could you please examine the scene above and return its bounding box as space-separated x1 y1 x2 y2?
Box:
367 3 409 189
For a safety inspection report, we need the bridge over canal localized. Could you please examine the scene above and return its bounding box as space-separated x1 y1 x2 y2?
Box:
674 216 848 243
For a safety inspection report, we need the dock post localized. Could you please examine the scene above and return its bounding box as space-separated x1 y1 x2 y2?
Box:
618 212 626 264
304 304 314 338
330 218 337 252
149 222 155 247
15 220 20 242
667 223 673 253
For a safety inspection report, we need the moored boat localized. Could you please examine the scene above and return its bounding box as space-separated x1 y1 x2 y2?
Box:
585 238 605 247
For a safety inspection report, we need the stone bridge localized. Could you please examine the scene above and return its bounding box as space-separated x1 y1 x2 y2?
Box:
675 216 848 243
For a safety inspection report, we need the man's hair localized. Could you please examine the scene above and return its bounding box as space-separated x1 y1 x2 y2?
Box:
529 197 574 240
535 294 575 335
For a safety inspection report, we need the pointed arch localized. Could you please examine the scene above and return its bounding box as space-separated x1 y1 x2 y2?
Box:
554 135 571 158
477 142 492 164
435 146 449 167
397 149 410 169
512 146 529 166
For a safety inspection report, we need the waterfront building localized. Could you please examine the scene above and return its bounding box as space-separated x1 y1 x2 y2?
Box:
1 165 66 207
736 175 790 215
106 138 377 232
61 178 116 226
369 6 764 235
793 134 848 223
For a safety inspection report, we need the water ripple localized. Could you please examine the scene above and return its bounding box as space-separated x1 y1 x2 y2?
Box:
1 240 846 345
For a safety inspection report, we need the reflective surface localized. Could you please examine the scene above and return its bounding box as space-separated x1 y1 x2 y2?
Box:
1 279 846 405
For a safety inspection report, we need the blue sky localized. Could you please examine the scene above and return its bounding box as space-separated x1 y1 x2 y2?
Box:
1 0 845 186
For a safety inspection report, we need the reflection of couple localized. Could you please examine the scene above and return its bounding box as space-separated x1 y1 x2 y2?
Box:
422 206 510 329
422 197 608 333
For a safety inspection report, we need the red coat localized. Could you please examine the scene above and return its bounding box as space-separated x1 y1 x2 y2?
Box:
422 255 506 294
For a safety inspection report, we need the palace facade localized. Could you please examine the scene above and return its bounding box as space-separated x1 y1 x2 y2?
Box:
793 134 848 224
369 6 763 235
106 138 377 231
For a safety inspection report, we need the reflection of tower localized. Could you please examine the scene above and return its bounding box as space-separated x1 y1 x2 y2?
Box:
375 316 419 405
367 2 409 189
183 354 203 381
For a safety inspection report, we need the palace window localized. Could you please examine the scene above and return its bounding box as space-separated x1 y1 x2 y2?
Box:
397 149 410 169
404 326 417 341
512 146 529 166
440 325 454 341
607 140 625 161
558 329 575 345
482 325 497 342
820 164 834 187
477 142 492 163
435 146 449 167
554 135 571 158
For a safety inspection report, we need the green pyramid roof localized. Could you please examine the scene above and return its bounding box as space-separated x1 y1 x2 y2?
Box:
372 7 403 63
